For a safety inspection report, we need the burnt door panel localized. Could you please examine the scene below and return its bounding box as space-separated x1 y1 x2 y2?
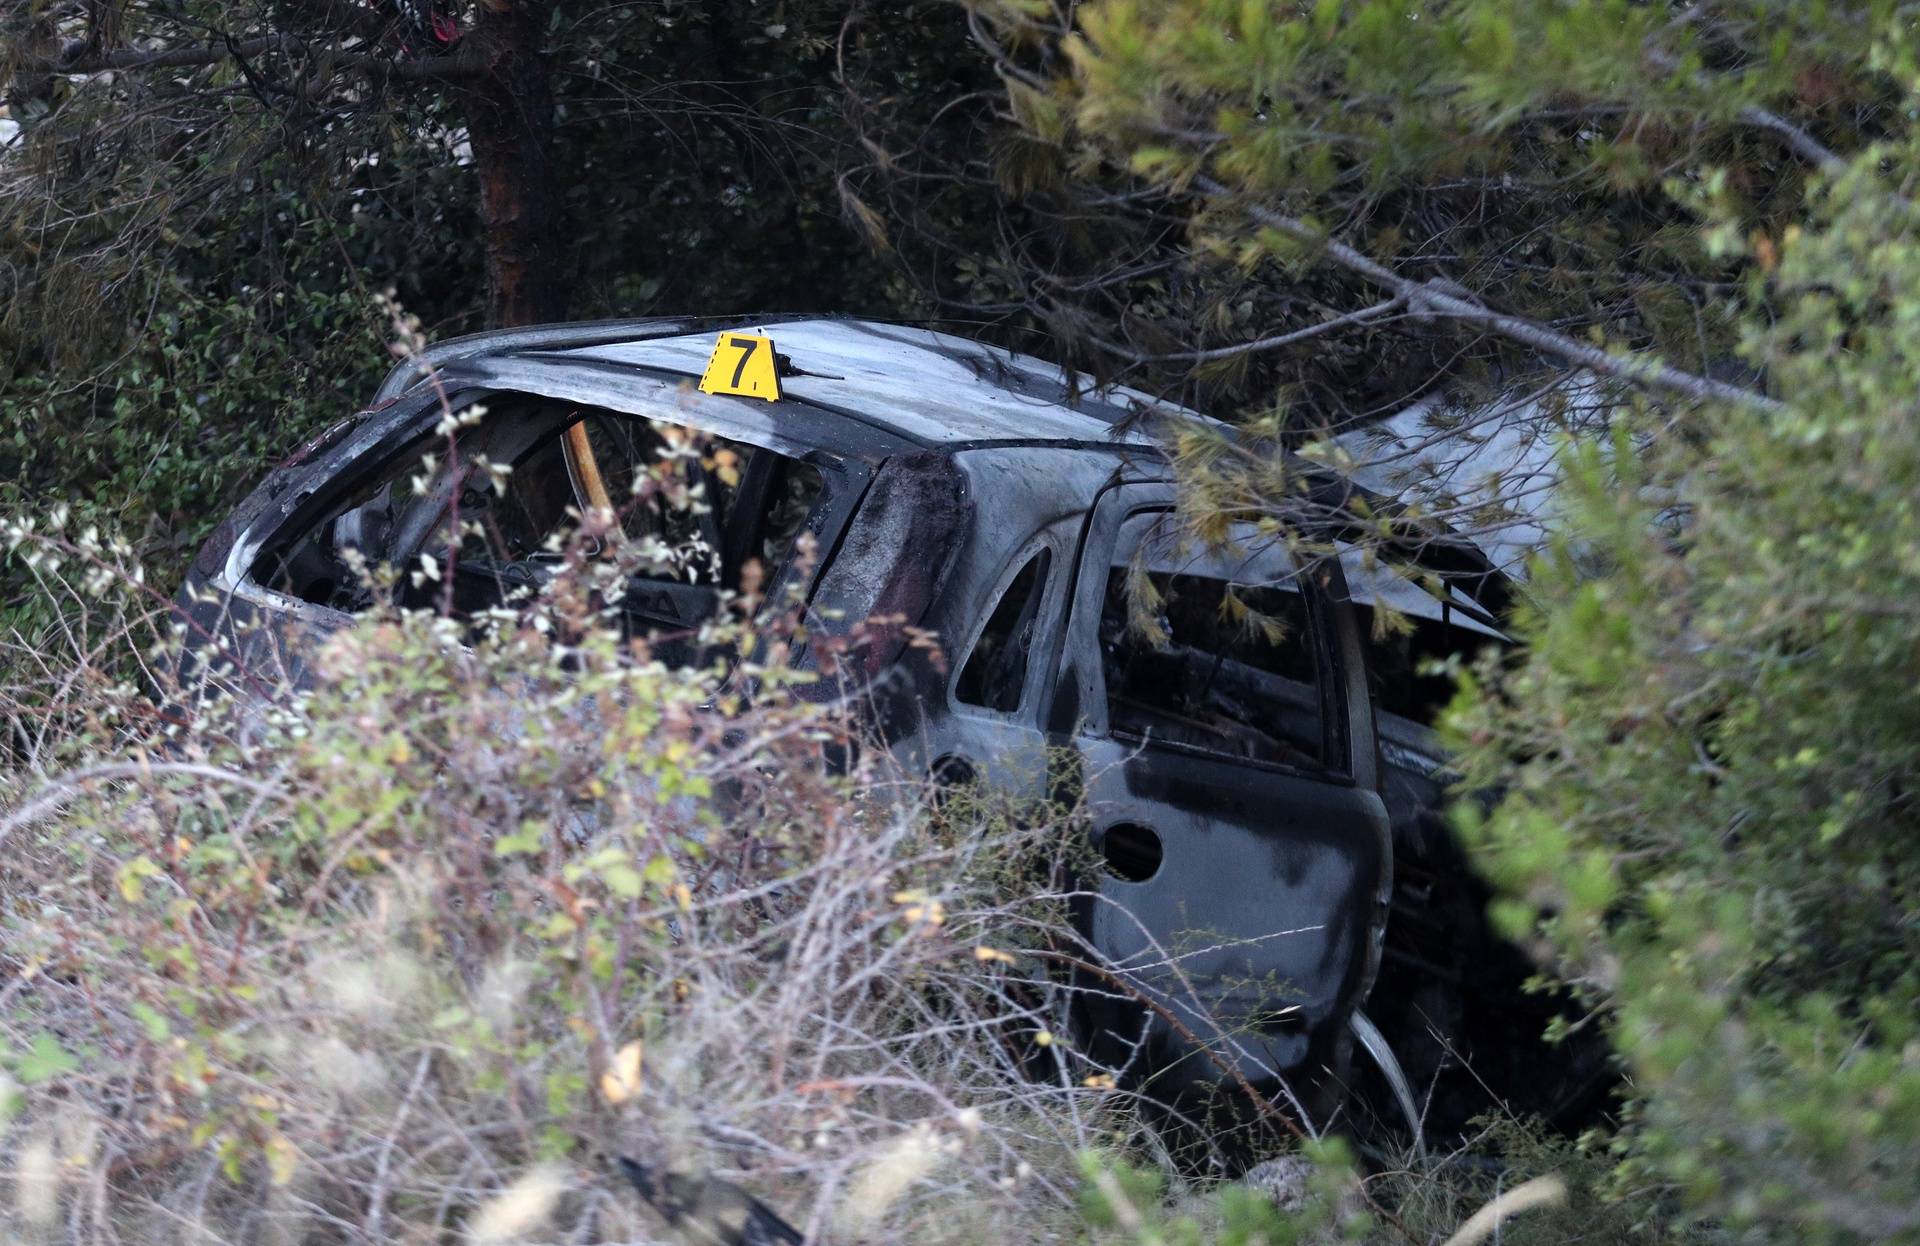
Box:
1059 488 1389 1131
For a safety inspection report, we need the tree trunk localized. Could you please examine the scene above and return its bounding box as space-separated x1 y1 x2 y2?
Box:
460 3 565 327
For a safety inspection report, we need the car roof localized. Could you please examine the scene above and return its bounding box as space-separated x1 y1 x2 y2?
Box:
385 316 1218 450
373 316 1515 605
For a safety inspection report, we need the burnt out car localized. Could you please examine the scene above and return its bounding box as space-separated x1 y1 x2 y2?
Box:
177 317 1604 1148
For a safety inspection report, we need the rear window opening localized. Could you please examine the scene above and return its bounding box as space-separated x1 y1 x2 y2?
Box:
953 547 1052 713
250 395 829 648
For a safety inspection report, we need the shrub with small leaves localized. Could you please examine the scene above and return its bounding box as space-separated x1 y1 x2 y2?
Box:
1448 112 1920 1245
0 509 1133 1244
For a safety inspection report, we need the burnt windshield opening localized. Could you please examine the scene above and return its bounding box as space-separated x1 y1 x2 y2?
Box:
249 395 830 647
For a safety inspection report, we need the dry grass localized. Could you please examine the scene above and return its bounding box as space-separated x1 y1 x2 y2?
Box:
0 512 1163 1246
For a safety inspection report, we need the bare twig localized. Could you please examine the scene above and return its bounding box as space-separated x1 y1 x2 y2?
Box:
0 760 285 843
365 1051 435 1242
1092 297 1406 364
1738 102 1847 173
30 36 485 83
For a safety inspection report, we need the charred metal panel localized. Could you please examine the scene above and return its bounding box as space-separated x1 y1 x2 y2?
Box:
277 415 362 473
371 317 704 405
441 354 914 463
174 590 354 701
880 446 1117 795
1070 743 1389 1119
548 322 1204 448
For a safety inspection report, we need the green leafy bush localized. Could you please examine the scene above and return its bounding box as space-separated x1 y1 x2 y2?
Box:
1448 130 1920 1243
0 216 390 648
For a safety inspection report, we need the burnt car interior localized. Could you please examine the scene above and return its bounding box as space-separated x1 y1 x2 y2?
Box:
250 397 828 644
1100 518 1331 774
1338 562 1617 1143
953 548 1052 713
1347 576 1506 727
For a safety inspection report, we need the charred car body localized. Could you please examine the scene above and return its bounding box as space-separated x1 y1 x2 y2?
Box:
177 318 1609 1150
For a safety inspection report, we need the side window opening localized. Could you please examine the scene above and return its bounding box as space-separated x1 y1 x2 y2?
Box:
954 548 1052 713
1097 516 1329 772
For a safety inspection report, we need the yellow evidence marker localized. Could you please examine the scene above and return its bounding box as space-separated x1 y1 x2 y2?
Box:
697 331 783 402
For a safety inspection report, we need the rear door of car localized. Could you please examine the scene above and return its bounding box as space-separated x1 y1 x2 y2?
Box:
1051 481 1390 1123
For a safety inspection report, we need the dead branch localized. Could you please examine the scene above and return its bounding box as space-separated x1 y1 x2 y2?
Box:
1092 296 1407 365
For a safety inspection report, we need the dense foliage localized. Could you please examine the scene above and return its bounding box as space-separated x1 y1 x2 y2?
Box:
854 0 1908 429
0 508 1107 1243
7 0 1920 1242
0 0 957 619
1448 136 1920 1241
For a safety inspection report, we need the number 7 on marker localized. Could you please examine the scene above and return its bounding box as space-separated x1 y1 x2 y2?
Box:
698 331 784 402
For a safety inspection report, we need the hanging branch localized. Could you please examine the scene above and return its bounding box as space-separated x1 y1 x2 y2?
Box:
1091 296 1407 365
1196 178 1786 414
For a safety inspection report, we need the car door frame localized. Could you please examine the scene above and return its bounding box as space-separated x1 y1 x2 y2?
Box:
1048 476 1392 1126
907 516 1078 799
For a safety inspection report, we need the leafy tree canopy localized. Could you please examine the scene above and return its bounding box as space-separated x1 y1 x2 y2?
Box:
866 1 1904 431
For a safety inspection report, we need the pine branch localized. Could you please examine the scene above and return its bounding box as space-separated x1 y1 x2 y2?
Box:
1196 178 1785 413
1092 296 1406 364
